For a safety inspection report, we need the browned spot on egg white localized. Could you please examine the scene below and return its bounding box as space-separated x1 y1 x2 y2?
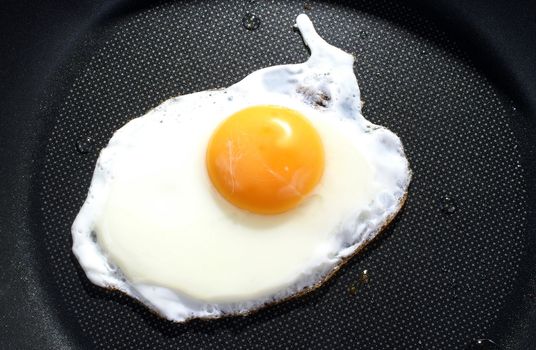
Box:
296 86 331 108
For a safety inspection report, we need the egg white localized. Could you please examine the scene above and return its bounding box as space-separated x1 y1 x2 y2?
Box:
72 14 411 322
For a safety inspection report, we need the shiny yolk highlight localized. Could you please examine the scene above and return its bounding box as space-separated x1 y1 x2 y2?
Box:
206 105 325 214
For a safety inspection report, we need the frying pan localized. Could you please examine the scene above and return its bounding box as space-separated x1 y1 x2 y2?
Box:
1 0 535 348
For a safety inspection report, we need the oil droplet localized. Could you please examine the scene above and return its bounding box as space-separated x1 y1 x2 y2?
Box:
349 283 358 295
242 13 261 31
440 195 456 214
76 136 94 154
359 270 370 284
469 338 499 349
359 30 369 40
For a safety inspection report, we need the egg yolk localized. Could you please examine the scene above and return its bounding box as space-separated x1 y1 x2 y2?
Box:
206 105 325 214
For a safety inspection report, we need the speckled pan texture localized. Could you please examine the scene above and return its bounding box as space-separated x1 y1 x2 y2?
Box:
35 0 530 349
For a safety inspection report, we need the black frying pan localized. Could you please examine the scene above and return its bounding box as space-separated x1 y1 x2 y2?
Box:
1 0 535 349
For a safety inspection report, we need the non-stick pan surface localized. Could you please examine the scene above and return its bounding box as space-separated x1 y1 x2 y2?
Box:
1 0 535 349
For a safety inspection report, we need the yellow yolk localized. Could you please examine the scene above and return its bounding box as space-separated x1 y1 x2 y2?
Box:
206 105 325 214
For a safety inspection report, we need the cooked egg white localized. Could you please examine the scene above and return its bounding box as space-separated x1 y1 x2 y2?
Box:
72 14 411 322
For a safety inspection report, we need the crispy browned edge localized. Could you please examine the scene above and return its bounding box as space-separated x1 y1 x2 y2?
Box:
102 176 411 324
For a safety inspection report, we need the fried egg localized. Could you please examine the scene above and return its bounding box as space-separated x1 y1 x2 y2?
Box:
72 14 411 322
